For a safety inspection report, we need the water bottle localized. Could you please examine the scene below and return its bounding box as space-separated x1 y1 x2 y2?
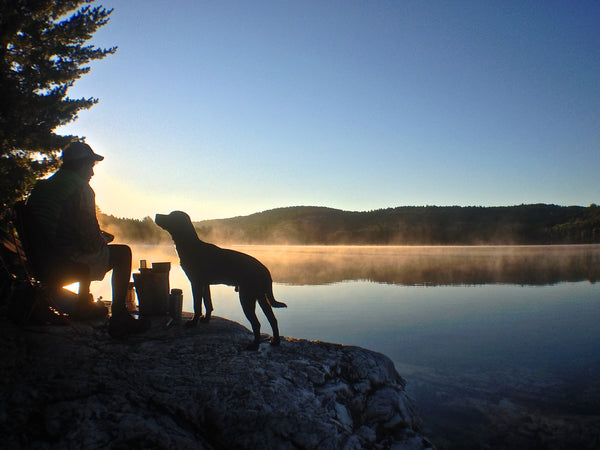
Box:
169 288 183 320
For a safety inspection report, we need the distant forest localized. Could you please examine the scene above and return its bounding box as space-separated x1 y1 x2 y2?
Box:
99 204 600 245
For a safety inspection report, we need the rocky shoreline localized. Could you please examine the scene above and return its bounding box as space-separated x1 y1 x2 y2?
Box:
0 314 433 449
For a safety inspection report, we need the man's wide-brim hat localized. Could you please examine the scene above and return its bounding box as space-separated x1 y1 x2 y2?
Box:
62 142 104 163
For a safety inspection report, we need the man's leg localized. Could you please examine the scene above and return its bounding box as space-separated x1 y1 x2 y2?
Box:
107 244 150 338
107 244 131 315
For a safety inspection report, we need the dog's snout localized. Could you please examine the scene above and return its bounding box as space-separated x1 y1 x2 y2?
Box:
155 213 167 227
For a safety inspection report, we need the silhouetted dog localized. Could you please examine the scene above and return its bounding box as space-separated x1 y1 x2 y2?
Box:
155 211 287 350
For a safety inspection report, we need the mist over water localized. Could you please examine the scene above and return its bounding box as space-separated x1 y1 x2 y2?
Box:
90 244 600 449
90 244 600 309
116 243 600 286
246 244 600 285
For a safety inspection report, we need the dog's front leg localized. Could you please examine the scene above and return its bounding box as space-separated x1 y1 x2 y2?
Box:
186 279 206 326
200 284 213 323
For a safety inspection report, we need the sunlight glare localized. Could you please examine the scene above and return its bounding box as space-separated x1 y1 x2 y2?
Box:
63 282 79 294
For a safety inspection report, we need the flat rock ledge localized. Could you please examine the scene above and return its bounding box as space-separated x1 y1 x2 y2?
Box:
0 315 433 449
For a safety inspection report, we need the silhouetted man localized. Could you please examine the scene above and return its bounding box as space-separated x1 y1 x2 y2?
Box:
26 141 149 337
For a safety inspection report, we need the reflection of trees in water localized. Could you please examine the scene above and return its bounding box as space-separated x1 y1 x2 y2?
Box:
127 244 600 286
234 245 600 286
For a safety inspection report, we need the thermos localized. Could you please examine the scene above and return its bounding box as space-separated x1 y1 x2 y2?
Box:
169 288 183 320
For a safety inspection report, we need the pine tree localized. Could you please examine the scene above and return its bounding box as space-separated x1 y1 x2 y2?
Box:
0 0 116 209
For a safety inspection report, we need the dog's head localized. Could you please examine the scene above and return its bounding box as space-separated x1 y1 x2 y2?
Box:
155 211 195 240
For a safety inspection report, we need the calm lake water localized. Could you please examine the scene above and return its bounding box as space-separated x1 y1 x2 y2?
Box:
93 245 600 449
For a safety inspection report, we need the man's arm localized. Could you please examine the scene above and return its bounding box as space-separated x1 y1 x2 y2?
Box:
75 185 107 253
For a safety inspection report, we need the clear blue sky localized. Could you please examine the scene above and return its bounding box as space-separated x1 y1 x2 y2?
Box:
59 1 600 221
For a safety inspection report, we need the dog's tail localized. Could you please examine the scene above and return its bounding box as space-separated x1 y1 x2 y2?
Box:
266 289 287 308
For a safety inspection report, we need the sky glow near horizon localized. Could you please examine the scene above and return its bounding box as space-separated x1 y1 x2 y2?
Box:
57 1 600 221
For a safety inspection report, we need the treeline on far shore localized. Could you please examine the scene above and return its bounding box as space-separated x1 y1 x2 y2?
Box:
99 204 600 246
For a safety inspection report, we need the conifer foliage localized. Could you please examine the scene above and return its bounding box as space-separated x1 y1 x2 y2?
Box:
0 0 116 207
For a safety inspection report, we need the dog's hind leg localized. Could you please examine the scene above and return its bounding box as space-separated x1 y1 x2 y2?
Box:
258 295 281 346
239 290 261 350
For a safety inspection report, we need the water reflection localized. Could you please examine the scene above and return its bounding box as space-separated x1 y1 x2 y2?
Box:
97 245 600 305
232 245 600 286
